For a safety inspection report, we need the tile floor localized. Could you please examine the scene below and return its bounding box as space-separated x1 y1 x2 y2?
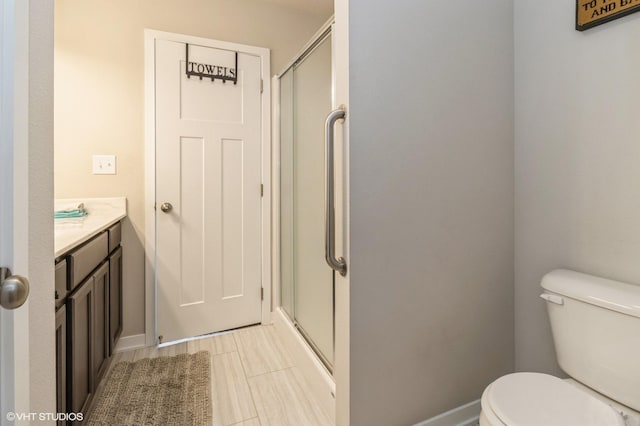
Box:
93 325 333 426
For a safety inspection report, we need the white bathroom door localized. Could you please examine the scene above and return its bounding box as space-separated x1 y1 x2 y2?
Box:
155 39 264 343
1 0 31 417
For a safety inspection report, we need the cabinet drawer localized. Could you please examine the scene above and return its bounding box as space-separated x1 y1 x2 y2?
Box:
69 232 108 291
108 222 121 253
55 259 67 308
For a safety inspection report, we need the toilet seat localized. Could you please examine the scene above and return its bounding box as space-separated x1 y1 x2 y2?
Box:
483 373 625 426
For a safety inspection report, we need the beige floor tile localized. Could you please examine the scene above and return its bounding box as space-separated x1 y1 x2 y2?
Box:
233 326 294 377
188 332 237 355
131 346 153 361
113 349 136 363
133 342 187 360
229 418 261 426
94 326 331 426
211 352 257 425
248 367 332 426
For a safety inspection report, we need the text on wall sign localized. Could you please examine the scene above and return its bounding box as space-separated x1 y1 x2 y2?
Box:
577 0 640 30
185 44 238 84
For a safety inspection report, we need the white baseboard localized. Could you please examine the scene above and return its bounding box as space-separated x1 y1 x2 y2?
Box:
114 333 147 353
414 399 481 426
272 308 335 420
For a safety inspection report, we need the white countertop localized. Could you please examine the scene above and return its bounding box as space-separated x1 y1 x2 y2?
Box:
54 197 127 258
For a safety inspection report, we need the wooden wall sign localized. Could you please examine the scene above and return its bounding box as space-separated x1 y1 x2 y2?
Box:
577 0 640 31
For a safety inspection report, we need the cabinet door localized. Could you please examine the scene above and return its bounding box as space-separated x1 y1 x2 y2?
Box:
55 305 66 425
92 262 109 385
69 277 94 415
109 246 123 355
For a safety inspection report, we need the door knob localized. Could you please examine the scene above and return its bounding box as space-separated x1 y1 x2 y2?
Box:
0 267 30 310
160 202 173 213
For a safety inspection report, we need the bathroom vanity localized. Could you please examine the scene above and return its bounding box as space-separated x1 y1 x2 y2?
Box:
54 198 126 420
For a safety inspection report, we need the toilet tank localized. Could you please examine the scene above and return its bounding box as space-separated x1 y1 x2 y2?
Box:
541 269 640 411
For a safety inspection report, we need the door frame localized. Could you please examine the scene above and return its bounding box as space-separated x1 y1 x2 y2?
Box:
0 0 30 417
1 0 56 419
144 30 272 347
332 1 350 423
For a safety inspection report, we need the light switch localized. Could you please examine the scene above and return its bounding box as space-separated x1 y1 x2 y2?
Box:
92 155 117 175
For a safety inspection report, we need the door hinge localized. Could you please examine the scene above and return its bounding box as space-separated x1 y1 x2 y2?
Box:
260 183 264 197
261 287 264 301
260 79 263 94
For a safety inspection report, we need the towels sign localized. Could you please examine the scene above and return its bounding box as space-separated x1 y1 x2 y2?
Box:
185 44 238 84
577 0 640 30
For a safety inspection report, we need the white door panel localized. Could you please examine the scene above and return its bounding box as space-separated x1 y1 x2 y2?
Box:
1 0 31 419
156 39 262 342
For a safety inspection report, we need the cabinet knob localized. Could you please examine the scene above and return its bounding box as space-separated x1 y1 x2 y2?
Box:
160 202 173 213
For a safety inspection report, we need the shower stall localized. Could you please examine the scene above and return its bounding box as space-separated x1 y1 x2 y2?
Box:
277 21 337 372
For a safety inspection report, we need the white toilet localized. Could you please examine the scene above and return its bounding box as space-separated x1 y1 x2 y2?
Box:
480 269 640 426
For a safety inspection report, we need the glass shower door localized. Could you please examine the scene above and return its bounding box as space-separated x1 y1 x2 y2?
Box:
280 32 334 369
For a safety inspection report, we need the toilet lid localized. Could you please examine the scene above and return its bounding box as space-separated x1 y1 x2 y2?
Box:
487 373 625 426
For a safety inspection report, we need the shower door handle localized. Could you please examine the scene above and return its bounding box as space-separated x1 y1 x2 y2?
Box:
324 106 347 277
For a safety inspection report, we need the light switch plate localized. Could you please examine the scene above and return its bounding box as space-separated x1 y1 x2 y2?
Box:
92 155 117 175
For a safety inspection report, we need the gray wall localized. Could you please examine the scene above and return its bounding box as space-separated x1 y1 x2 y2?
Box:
515 2 640 374
348 1 514 424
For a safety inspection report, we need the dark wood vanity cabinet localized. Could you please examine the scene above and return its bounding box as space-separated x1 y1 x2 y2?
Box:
68 232 108 292
55 260 68 309
109 246 123 355
55 220 123 419
54 260 68 424
55 305 67 425
92 262 110 385
68 276 94 414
